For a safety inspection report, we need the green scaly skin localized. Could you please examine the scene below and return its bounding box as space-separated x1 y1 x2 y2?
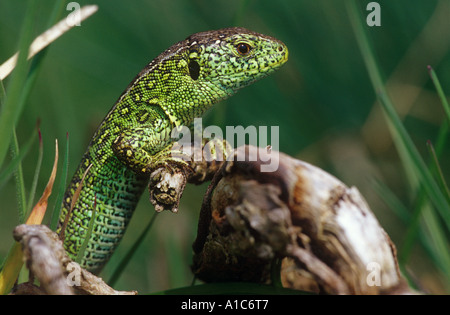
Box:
56 27 288 273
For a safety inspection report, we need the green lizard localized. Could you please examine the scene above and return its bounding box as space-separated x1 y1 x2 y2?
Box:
56 27 288 273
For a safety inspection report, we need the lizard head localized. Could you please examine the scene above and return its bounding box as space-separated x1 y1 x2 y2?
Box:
127 27 288 124
185 27 288 96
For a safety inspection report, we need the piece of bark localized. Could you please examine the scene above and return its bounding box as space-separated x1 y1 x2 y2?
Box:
192 145 415 295
11 224 136 295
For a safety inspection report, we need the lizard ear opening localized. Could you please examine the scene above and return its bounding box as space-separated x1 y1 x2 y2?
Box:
188 60 200 80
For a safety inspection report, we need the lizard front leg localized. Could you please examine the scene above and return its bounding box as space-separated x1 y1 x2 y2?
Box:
111 107 190 176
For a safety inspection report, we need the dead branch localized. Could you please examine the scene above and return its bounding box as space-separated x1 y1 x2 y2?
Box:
11 224 136 295
191 145 416 295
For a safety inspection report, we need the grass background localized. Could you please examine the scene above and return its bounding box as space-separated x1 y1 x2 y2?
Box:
0 0 449 294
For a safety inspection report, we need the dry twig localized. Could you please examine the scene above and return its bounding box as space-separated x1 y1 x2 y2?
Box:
11 224 136 295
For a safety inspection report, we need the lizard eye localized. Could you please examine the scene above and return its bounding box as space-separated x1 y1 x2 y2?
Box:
236 42 252 56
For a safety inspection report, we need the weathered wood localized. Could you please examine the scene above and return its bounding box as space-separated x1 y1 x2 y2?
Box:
12 224 136 295
192 145 414 294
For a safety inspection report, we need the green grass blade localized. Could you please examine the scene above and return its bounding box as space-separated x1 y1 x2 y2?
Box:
0 80 5 107
427 141 450 203
416 205 450 287
46 0 67 28
400 119 449 265
49 132 70 231
270 258 283 289
0 243 25 295
0 0 64 169
434 119 448 157
26 129 43 214
10 129 27 223
108 213 158 287
399 186 428 264
347 0 450 229
371 178 410 222
372 178 446 275
428 65 450 123
0 0 37 168
377 92 450 228
347 1 450 287
165 233 189 288
0 127 37 189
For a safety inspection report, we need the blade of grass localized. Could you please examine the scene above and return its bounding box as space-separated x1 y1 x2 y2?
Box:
166 233 189 288
371 178 445 272
270 258 283 289
0 126 38 188
2 0 75 218
0 79 5 106
10 128 27 224
0 5 99 80
0 243 24 295
46 0 67 29
399 117 449 266
399 126 450 278
49 132 70 231
419 206 450 282
26 129 43 215
371 178 410 222
0 140 58 294
347 0 450 285
427 141 450 203
399 186 431 264
108 213 158 287
428 65 450 122
0 3 98 168
378 91 450 227
433 119 449 157
0 2 96 295
0 0 37 168
25 140 59 225
346 0 450 228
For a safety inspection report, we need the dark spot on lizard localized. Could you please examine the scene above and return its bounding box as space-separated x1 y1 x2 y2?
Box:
188 60 200 80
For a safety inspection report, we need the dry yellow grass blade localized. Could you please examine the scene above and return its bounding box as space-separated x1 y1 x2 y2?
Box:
26 140 59 224
0 140 59 294
0 5 98 80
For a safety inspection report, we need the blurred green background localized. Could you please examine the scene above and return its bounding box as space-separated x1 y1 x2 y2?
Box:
0 0 449 294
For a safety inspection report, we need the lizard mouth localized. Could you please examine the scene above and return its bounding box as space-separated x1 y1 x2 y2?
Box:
207 43 288 92
258 51 289 73
241 43 289 76
237 48 289 79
